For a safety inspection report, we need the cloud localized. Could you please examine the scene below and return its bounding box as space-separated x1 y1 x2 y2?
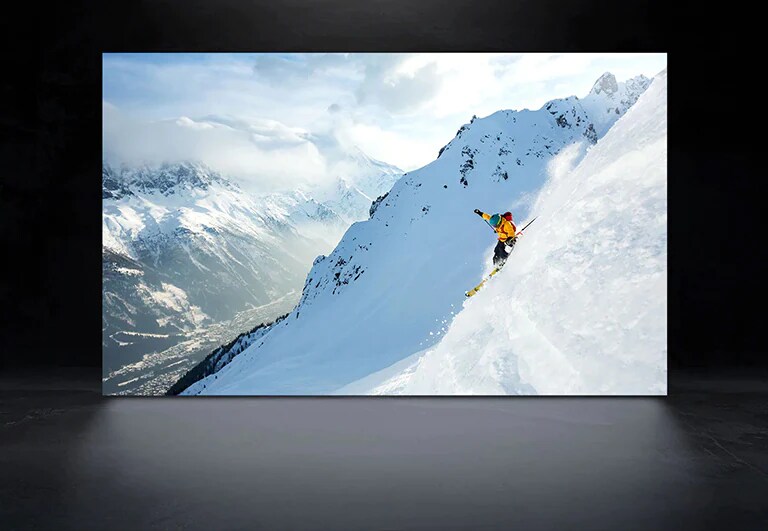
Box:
103 53 668 186
252 55 308 81
196 115 311 149
103 104 327 192
354 54 443 113
246 54 360 100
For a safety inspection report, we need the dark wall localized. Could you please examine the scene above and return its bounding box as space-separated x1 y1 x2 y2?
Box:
667 51 765 369
1 1 762 370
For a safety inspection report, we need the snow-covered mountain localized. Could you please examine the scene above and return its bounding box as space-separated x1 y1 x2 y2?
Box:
255 144 402 239
102 157 399 381
308 144 403 223
312 178 376 225
333 146 406 200
177 71 660 396
579 72 651 137
103 162 312 372
343 70 667 395
254 189 349 247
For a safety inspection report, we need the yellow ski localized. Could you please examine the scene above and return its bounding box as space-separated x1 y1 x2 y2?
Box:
465 267 501 297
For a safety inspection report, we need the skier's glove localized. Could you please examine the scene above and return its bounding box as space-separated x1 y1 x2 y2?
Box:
473 209 482 216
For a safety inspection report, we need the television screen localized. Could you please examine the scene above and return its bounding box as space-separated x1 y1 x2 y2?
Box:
102 53 667 396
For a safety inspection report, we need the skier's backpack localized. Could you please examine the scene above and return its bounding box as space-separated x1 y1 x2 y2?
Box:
503 211 513 222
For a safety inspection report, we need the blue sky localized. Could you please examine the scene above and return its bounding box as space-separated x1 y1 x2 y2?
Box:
103 53 667 191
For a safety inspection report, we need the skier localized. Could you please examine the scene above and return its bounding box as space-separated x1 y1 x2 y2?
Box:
473 209 517 267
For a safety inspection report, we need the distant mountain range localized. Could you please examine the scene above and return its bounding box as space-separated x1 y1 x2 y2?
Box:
103 150 402 388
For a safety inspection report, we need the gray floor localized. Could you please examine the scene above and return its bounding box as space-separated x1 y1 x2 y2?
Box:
1 369 767 530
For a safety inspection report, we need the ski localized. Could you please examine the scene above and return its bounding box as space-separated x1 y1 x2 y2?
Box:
465 267 501 297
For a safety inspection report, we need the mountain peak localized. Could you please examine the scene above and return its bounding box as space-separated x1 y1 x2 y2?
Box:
625 74 652 93
590 72 619 96
103 160 233 199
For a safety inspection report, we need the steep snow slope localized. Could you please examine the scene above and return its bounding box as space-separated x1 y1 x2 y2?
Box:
343 70 667 395
165 311 290 395
181 72 653 396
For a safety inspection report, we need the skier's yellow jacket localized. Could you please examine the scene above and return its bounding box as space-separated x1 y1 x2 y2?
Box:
480 211 517 242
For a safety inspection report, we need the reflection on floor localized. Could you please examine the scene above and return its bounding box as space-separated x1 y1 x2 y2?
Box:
1 368 766 530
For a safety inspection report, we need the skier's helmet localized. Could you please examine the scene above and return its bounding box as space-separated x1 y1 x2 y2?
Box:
503 211 513 221
489 214 502 227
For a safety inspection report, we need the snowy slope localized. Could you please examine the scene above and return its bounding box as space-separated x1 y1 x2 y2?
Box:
180 72 655 396
342 70 668 395
165 312 290 395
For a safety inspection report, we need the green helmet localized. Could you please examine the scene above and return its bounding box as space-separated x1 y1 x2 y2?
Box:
489 214 502 227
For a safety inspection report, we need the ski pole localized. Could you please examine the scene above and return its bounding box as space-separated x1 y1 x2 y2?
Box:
516 216 537 236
